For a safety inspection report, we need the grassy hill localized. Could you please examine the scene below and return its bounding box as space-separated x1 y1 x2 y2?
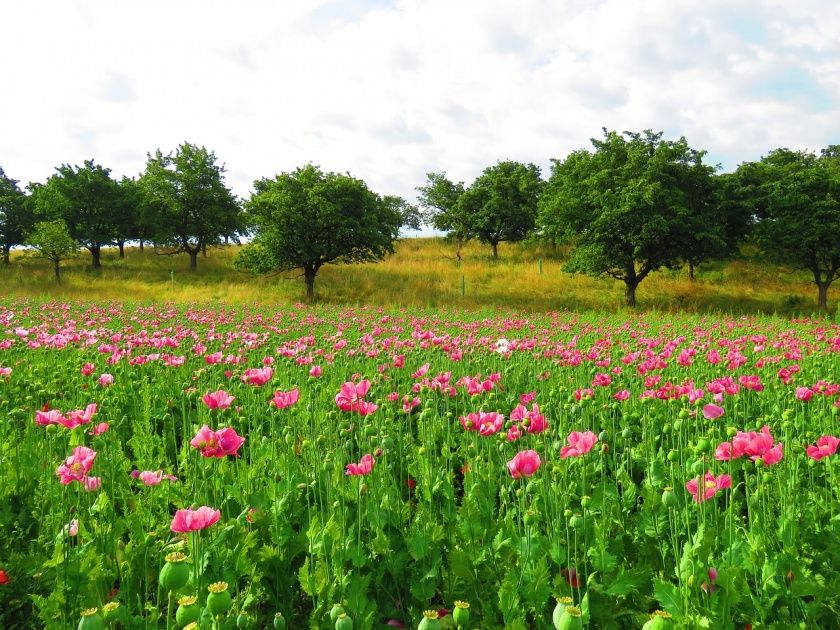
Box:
0 238 833 316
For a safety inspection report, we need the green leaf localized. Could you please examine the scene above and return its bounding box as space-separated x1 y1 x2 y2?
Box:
588 547 617 574
653 579 683 617
605 568 650 597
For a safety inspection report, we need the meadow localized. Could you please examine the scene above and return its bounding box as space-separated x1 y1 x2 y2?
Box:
0 238 832 316
0 298 838 629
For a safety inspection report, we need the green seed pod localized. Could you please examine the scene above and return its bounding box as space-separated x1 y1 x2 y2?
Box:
207 581 232 616
159 552 190 591
661 487 678 509
453 601 470 628
667 450 679 462
237 612 255 628
335 612 354 630
330 604 346 622
691 460 705 476
672 419 683 431
621 427 633 439
642 610 675 630
77 609 105 630
697 438 710 451
580 495 591 508
176 595 201 626
569 513 584 530
597 431 609 442
273 612 287 630
417 610 441 630
101 602 123 624
555 606 583 630
552 597 573 629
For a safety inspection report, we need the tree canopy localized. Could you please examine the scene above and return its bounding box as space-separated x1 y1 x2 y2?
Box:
736 147 840 311
0 167 33 266
417 162 543 258
139 143 242 271
25 219 78 283
538 129 718 306
234 164 402 299
31 160 123 268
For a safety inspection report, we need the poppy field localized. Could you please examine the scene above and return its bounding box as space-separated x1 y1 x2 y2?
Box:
0 301 838 629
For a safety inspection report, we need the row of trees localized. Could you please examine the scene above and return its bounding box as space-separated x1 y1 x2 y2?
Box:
416 130 839 310
2 132 838 309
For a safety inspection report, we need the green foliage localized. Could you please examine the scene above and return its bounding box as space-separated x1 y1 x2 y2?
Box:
538 129 717 305
0 166 34 264
736 147 840 310
139 142 242 270
235 164 402 298
24 219 78 282
31 160 125 268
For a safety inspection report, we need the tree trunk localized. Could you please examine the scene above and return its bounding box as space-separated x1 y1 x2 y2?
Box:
118 241 125 258
688 261 695 281
189 250 198 272
139 240 144 253
224 235 229 245
54 260 61 284
90 245 101 269
624 280 638 307
2 245 10 266
202 243 207 257
817 282 829 312
304 267 316 300
491 241 498 259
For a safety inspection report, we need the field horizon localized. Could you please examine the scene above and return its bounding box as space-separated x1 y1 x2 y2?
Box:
1 238 835 319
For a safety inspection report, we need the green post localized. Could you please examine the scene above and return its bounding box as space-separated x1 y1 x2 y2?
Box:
538 257 543 275
171 270 174 291
461 274 465 297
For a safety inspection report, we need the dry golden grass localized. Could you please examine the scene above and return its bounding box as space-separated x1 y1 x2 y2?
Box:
0 238 831 316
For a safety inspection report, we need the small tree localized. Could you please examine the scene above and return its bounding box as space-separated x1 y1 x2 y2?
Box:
234 164 402 299
0 167 34 265
538 129 716 307
139 143 242 271
25 220 78 283
738 147 840 311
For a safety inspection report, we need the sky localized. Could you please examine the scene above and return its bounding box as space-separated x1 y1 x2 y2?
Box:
2 0 839 235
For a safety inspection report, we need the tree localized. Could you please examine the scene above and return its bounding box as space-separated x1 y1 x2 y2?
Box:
32 160 123 269
25 220 78 283
234 164 402 299
417 164 543 258
384 195 422 231
737 147 840 311
0 167 34 266
538 129 717 307
139 143 242 271
457 161 543 258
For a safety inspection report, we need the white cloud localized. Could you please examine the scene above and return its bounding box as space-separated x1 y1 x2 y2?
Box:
1 0 838 203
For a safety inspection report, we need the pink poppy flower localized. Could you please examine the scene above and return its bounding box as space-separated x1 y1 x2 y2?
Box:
241 367 273 386
715 425 782 465
506 424 522 441
98 373 114 387
345 453 375 476
309 365 322 378
507 450 541 479
270 389 300 409
685 471 731 503
592 373 612 387
138 470 177 486
402 395 421 414
806 435 840 461
0 367 10 378
84 476 102 492
170 506 221 533
459 411 504 436
702 404 725 420
561 567 582 588
80 363 96 376
202 390 235 410
560 431 598 458
35 409 66 426
89 422 109 436
795 387 814 402
613 390 630 401
56 446 97 484
335 380 378 415
66 403 98 427
64 519 79 537
519 391 536 405
190 425 245 458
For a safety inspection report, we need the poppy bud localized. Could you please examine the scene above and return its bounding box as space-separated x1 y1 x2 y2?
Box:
335 612 354 630
330 604 346 622
207 581 232 615
552 597 573 629
555 606 583 630
176 596 201 626
642 610 674 629
453 601 470 628
417 610 441 630
159 552 190 591
273 612 287 630
77 608 105 630
662 487 678 508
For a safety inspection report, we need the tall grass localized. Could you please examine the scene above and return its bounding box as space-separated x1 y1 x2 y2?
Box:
0 238 829 315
